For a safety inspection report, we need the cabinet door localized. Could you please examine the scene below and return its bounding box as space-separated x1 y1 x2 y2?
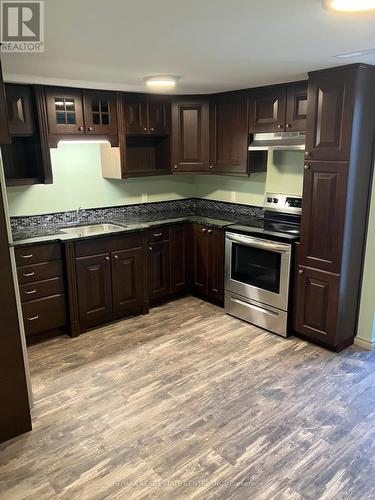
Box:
112 248 144 317
286 83 308 132
249 87 286 133
294 266 339 346
76 254 112 328
171 97 210 173
5 84 35 136
210 93 249 175
45 87 84 136
192 225 209 293
207 228 224 303
0 58 10 145
170 225 189 293
305 68 356 161
299 161 348 273
83 90 117 136
124 93 148 134
148 95 171 134
147 240 171 301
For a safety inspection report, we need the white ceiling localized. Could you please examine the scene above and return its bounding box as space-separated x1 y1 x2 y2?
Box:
3 0 375 93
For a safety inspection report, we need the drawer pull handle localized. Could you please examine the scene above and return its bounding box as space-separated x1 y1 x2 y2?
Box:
207 229 213 234
23 272 35 277
153 233 162 237
21 254 33 259
26 315 39 321
25 289 37 295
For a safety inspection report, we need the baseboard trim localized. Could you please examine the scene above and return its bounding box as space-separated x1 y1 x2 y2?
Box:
354 336 375 351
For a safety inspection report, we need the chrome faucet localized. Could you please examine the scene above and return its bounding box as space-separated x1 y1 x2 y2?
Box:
75 207 85 224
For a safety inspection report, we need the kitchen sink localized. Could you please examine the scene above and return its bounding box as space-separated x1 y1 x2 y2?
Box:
61 223 126 237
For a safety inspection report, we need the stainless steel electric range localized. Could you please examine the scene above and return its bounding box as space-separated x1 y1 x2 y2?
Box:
225 193 302 337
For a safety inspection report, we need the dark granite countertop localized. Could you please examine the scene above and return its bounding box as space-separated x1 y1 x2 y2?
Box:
12 209 264 247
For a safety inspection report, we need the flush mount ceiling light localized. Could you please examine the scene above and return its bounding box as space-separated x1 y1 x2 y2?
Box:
324 0 375 11
335 47 375 58
144 75 180 90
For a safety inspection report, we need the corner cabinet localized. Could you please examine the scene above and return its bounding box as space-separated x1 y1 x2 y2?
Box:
44 86 118 146
171 96 210 173
293 64 375 351
210 93 249 176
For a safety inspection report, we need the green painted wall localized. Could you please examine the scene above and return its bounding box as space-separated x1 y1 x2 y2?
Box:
357 172 375 344
6 143 194 216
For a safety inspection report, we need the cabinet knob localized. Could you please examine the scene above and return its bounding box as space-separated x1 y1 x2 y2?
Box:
202 228 207 233
149 246 153 251
143 128 148 132
174 165 178 169
105 256 110 261
78 126 84 131
304 164 310 170
87 126 93 132
285 124 291 129
207 229 213 233
277 124 283 129
209 165 213 170
305 151 310 157
113 255 119 260
150 127 155 132
298 269 304 275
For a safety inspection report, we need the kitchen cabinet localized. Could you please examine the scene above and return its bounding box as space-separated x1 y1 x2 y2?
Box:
293 64 375 351
15 242 67 342
299 161 348 273
44 86 118 146
124 93 171 135
76 253 113 329
2 84 53 186
192 224 224 304
210 92 249 176
170 224 190 294
294 266 339 346
249 82 307 133
147 227 171 302
73 234 145 332
0 58 10 145
171 97 210 173
5 84 35 136
305 68 355 161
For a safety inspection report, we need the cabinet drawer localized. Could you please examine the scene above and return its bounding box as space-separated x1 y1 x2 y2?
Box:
17 260 63 284
22 294 66 336
75 234 143 257
19 277 65 302
15 243 61 266
147 226 170 243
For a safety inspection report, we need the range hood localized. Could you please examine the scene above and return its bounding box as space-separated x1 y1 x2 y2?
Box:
248 131 305 152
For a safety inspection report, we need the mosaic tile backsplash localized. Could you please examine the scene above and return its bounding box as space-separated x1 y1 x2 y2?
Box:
10 198 264 234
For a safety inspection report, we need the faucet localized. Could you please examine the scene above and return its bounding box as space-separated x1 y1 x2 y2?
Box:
75 207 85 224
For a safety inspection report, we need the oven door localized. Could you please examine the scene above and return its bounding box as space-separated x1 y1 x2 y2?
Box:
225 232 292 311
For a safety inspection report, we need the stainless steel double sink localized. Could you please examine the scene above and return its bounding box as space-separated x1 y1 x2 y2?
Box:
61 223 126 238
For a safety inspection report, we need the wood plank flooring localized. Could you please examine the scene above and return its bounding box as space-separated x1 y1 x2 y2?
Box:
1 296 375 499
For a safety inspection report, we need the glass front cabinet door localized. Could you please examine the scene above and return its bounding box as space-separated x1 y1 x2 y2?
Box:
45 87 85 136
83 90 117 136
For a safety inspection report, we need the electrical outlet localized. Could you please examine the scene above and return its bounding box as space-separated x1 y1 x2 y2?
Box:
141 193 148 203
230 191 237 202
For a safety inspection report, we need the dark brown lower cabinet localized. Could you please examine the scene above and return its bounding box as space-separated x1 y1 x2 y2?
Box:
170 224 190 294
192 224 224 304
147 240 171 302
293 266 340 348
112 248 144 317
76 253 113 329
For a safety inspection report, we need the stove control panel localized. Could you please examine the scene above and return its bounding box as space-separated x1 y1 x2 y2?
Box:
264 193 302 214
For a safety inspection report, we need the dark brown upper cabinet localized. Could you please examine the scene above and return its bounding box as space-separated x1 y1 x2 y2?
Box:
249 87 286 133
5 84 35 136
2 84 53 186
44 86 118 146
82 90 118 136
124 93 171 135
210 92 249 176
0 59 10 145
286 83 308 132
171 96 210 173
299 161 348 274
305 68 355 161
249 82 307 133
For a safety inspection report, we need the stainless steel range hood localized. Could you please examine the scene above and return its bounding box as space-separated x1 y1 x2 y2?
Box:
248 131 305 152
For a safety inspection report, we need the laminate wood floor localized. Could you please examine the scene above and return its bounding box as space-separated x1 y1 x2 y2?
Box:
1 297 375 499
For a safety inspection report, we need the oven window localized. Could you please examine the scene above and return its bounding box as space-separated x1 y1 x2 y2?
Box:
231 243 281 293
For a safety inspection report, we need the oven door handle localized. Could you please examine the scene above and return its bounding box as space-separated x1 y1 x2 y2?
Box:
226 234 290 253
